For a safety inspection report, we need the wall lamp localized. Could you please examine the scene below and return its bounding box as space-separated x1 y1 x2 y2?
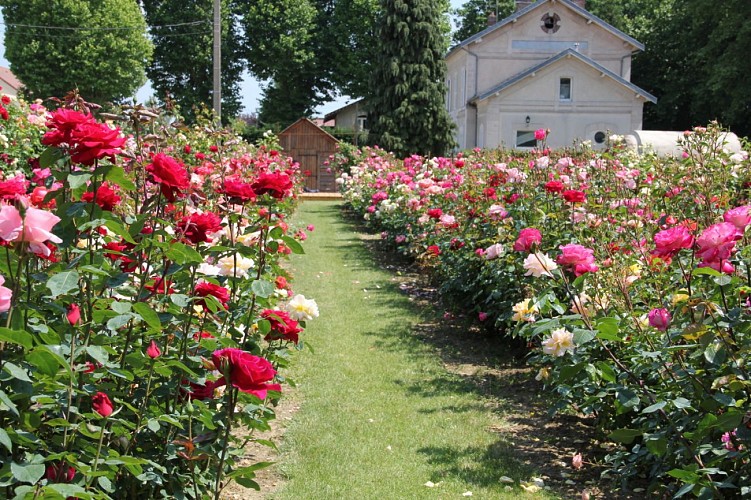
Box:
525 115 531 125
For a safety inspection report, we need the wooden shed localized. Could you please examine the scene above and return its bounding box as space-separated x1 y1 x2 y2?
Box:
279 118 339 192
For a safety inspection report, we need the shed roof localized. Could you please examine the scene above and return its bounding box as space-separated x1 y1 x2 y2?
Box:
0 66 23 91
470 48 657 104
279 118 339 144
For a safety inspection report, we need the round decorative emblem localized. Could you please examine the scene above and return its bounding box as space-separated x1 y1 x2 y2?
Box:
541 12 561 33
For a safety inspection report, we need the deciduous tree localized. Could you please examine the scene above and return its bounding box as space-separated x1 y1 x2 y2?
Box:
0 0 152 105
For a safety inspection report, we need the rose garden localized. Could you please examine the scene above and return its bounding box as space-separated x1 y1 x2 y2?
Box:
0 91 749 499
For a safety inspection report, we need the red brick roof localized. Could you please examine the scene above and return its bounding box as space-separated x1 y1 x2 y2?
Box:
0 67 23 91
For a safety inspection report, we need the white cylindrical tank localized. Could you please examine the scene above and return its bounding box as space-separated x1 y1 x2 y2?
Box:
624 130 743 157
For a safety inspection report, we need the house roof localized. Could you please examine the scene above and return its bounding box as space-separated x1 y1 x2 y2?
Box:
0 66 23 91
323 98 365 122
278 117 339 144
448 0 644 57
470 48 657 104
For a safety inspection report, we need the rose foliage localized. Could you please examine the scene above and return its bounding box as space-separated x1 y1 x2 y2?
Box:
335 125 751 497
0 92 318 498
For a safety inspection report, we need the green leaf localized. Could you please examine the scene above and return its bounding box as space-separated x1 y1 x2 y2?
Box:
166 243 203 265
281 235 305 254
3 362 31 382
170 294 190 307
616 388 639 409
39 146 65 168
235 477 261 490
0 390 19 417
47 484 92 498
667 468 700 483
104 219 136 245
0 327 33 350
646 437 667 456
573 328 596 345
704 342 726 365
228 462 275 477
608 428 642 444
0 428 12 452
692 267 722 277
103 165 136 191
642 401 666 414
558 362 585 382
673 397 692 409
86 346 110 365
46 271 80 298
133 302 162 330
11 462 45 484
595 361 616 383
595 317 621 341
714 410 743 431
251 280 275 298
107 314 134 332
27 347 67 377
68 172 92 190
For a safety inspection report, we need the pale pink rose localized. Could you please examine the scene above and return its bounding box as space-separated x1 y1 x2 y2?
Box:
542 328 574 356
484 243 504 260
0 204 23 241
572 452 583 470
557 244 598 276
16 207 63 256
0 275 12 313
488 204 508 219
523 252 558 278
723 205 751 231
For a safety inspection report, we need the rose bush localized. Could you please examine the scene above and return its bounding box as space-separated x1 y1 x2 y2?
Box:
0 91 317 498
336 123 751 497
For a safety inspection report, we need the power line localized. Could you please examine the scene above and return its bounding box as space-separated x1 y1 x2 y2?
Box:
0 20 210 31
3 28 212 39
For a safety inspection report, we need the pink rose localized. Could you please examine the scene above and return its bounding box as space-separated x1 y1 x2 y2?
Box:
723 205 751 231
648 308 671 331
695 222 741 265
534 128 547 141
484 243 504 260
0 275 12 313
653 226 694 258
513 228 542 252
18 207 63 257
0 204 23 241
557 244 598 276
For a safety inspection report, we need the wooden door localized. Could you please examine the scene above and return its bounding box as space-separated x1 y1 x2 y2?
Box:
297 153 319 191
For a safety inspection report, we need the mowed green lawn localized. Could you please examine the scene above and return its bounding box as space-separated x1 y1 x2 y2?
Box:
272 201 552 499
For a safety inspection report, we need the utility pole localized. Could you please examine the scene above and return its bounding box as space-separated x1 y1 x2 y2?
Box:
212 0 221 123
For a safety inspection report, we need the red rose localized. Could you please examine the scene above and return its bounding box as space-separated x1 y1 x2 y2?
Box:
81 182 121 211
562 190 586 203
212 348 281 399
220 178 256 203
193 281 230 310
177 212 223 244
103 240 139 272
45 462 75 483
252 172 294 199
146 153 190 201
92 392 114 417
66 304 81 325
145 277 174 295
544 180 564 193
68 121 126 165
261 309 303 344
427 245 441 256
427 208 443 219
180 378 225 400
42 109 96 147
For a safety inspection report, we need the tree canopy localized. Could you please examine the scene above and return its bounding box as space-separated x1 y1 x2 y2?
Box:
0 0 152 105
140 0 245 122
367 0 456 157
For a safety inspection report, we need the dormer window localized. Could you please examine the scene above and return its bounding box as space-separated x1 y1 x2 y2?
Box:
541 12 561 33
559 77 572 101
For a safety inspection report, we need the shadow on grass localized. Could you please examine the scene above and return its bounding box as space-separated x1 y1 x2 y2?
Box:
330 203 621 497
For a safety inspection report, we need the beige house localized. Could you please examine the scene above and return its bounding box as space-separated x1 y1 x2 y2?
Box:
0 67 23 97
446 0 656 150
323 99 368 133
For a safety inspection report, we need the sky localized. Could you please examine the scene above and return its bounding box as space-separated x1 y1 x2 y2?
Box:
0 0 467 117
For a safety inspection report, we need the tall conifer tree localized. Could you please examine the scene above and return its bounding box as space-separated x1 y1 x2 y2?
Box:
368 0 456 157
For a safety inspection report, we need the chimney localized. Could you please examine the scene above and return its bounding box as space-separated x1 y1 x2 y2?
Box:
516 1 534 10
487 12 497 26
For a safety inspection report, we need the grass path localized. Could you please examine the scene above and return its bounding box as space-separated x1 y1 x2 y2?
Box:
273 201 549 499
